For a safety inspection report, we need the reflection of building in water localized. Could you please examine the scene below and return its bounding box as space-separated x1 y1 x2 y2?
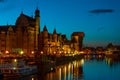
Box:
45 59 84 80
73 60 83 80
105 57 120 67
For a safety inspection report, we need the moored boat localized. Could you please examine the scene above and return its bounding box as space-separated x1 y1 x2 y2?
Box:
0 58 37 77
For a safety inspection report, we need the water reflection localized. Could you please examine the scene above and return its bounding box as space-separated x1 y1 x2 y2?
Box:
1 57 120 80
45 59 84 80
105 57 120 67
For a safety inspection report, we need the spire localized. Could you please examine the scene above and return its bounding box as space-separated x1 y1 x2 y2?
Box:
35 6 40 17
21 11 23 15
53 28 57 34
20 8 24 15
43 25 48 32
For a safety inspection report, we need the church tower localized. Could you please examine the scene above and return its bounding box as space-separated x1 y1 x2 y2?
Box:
34 7 40 51
35 7 40 33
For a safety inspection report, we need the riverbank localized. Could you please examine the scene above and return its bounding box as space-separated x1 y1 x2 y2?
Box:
35 54 83 74
27 53 120 74
55 54 83 66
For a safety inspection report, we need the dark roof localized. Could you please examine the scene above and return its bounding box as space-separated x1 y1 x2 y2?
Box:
0 25 16 32
0 26 8 31
71 32 85 37
16 13 35 27
21 13 35 22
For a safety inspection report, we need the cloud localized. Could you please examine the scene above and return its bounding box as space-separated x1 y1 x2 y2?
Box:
89 9 114 14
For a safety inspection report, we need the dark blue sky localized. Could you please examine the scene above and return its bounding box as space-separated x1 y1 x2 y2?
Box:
0 0 120 47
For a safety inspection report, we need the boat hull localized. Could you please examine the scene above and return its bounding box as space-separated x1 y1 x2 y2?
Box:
0 66 37 77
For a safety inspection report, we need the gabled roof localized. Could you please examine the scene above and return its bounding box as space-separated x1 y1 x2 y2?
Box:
16 13 35 27
20 13 35 22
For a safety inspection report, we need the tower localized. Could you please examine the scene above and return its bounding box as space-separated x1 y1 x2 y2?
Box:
53 28 57 42
43 25 48 53
34 7 40 51
35 7 40 33
71 32 84 51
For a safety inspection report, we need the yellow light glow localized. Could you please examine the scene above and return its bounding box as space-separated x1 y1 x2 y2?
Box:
20 51 24 55
59 51 61 54
31 51 34 54
41 51 43 54
14 59 17 62
51 67 53 71
5 50 9 54
59 68 61 80
64 51 66 54
54 51 56 54
64 66 66 80
13 67 16 70
68 51 70 54
79 51 84 54
80 59 84 65
32 78 34 80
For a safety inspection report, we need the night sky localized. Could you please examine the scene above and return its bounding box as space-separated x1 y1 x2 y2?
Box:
0 0 120 47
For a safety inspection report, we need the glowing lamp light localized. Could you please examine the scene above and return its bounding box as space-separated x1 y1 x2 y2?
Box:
20 51 24 55
13 67 16 70
31 51 34 54
41 51 43 54
59 51 61 54
32 78 34 80
80 59 84 65
54 51 56 54
14 59 17 62
5 50 9 54
64 51 66 54
51 67 53 71
68 51 70 54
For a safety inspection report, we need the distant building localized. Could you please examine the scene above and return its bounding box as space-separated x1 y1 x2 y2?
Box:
0 8 84 56
71 32 84 51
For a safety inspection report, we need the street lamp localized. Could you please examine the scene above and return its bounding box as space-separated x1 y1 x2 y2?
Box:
5 50 9 54
20 51 24 57
41 51 43 54
31 51 34 54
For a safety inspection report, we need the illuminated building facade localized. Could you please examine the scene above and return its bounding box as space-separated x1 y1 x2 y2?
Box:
0 8 40 56
0 8 84 55
71 32 85 51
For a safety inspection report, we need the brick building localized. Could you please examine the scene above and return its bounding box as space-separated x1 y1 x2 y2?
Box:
0 8 84 56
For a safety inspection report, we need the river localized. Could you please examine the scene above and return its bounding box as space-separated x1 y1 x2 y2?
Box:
2 57 120 80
